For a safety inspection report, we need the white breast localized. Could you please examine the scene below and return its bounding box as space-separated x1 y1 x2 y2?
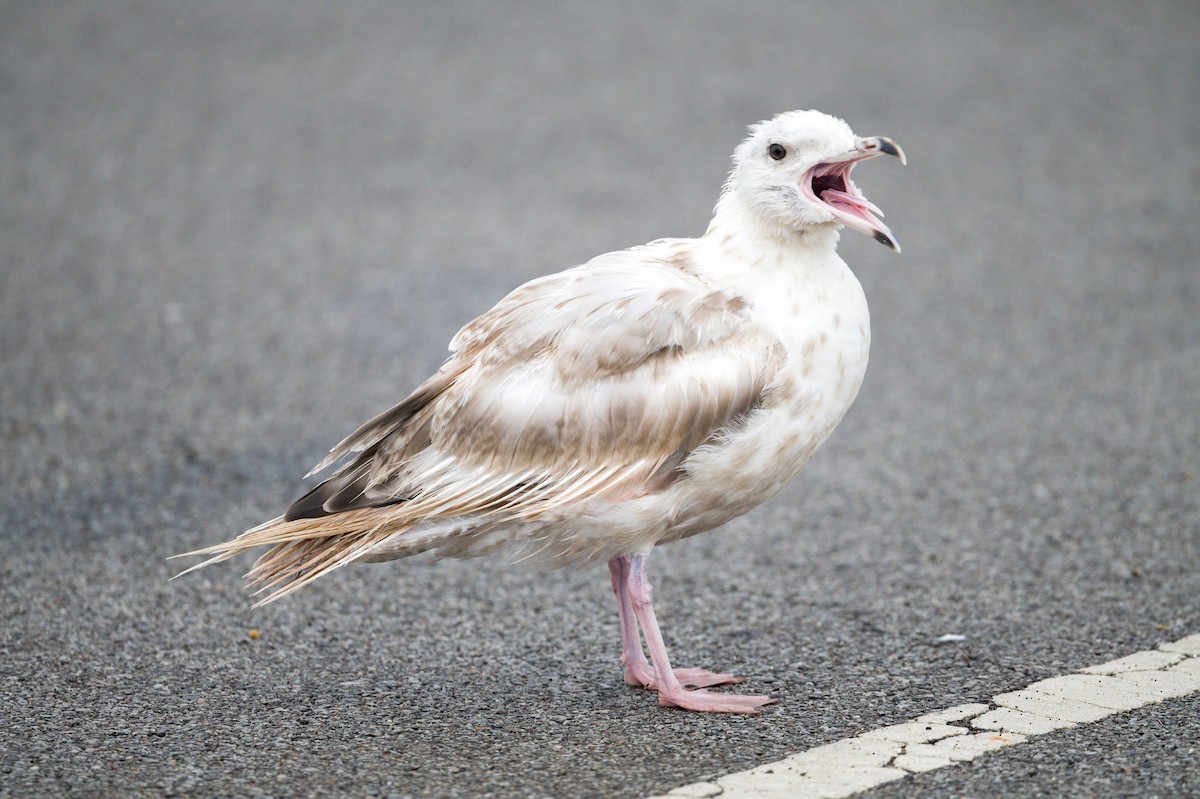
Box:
660 244 871 540
471 239 872 563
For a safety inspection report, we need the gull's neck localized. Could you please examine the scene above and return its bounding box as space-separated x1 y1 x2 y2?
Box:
697 191 843 285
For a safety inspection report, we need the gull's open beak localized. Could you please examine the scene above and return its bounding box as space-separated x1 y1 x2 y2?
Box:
801 136 906 252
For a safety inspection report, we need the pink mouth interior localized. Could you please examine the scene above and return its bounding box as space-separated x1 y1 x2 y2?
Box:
807 162 884 225
801 158 898 250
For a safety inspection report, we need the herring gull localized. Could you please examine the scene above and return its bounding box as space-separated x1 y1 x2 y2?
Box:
175 110 905 714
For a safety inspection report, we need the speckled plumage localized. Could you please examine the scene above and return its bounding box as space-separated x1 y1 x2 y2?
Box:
176 110 904 713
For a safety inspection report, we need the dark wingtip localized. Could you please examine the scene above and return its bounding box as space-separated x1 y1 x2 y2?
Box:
284 469 397 520
284 481 337 521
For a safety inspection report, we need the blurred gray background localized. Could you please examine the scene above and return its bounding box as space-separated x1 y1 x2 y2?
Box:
2 2 1197 797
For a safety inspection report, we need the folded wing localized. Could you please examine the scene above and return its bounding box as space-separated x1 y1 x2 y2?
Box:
177 244 782 603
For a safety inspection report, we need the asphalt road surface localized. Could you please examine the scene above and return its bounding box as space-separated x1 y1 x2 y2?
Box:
2 2 1198 797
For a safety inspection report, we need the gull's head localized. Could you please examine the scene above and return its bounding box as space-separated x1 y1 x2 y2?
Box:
722 110 906 251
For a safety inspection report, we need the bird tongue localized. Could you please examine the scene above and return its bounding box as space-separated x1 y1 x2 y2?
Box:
819 188 884 221
818 185 900 251
802 151 902 252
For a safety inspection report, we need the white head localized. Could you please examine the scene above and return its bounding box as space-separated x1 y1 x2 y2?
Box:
716 110 906 251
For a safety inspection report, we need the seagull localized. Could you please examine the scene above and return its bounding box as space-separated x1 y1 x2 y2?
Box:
175 110 905 714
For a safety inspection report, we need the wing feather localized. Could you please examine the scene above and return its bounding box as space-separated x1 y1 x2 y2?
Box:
307 243 778 519
178 241 783 604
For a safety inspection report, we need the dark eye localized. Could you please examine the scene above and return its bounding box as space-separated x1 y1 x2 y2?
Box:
768 143 787 161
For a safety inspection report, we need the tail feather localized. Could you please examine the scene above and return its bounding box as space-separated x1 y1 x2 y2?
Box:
246 533 390 607
170 509 408 606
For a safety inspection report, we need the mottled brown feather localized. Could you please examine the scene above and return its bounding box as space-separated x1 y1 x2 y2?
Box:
174 244 784 604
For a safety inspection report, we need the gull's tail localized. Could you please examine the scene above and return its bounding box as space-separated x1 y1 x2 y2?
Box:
170 510 403 607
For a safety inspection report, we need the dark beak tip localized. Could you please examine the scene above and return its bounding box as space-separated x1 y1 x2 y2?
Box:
873 231 901 252
875 137 907 166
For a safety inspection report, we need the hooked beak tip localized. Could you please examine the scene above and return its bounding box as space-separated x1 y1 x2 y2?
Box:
874 230 901 253
876 137 907 166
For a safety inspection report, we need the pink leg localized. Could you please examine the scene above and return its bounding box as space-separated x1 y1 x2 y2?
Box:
608 556 744 689
608 557 657 686
621 553 775 714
